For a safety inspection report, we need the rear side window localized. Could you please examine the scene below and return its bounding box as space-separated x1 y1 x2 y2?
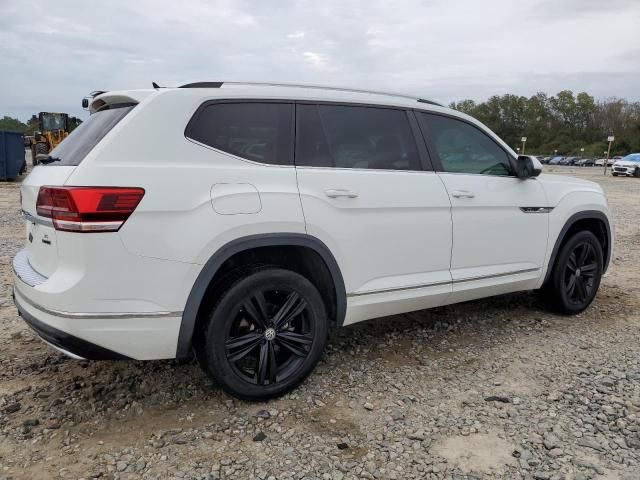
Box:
186 103 294 165
419 113 512 176
48 105 134 166
296 104 421 171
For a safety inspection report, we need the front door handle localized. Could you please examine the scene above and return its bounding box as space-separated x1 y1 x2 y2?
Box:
451 190 475 199
325 189 358 198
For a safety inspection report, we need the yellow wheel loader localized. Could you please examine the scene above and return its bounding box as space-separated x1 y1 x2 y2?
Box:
30 112 81 165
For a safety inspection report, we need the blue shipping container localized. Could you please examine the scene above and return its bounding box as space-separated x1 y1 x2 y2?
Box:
0 130 26 180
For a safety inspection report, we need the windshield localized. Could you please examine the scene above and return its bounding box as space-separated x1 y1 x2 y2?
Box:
46 104 135 166
621 153 640 163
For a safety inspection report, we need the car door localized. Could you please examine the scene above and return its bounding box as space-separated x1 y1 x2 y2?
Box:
417 111 549 303
294 103 453 324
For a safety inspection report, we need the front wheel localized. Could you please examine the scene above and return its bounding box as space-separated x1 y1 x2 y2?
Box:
197 268 328 400
634 168 640 178
542 231 603 314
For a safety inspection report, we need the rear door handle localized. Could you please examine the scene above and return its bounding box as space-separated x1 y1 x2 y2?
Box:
451 190 475 199
325 189 358 198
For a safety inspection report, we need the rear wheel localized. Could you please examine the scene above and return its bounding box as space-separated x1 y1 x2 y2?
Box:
542 231 603 314
634 167 640 178
197 268 328 400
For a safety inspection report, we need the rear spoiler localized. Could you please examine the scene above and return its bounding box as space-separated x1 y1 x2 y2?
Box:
82 90 154 114
81 91 107 110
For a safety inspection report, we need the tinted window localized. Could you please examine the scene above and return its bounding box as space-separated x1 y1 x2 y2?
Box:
187 103 294 165
296 104 421 171
47 105 134 166
420 113 512 176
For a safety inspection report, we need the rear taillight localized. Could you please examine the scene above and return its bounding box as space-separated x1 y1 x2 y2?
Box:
36 186 145 233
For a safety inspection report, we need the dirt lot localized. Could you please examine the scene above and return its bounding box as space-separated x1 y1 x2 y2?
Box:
0 163 639 480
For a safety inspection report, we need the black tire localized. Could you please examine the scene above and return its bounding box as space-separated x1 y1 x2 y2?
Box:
634 168 640 178
542 231 603 314
197 268 328 400
612 172 618 177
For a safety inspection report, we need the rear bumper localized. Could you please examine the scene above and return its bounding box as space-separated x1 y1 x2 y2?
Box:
11 246 187 360
13 289 129 360
12 284 183 360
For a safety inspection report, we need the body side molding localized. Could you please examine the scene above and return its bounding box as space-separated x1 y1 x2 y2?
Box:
543 210 612 284
176 233 346 358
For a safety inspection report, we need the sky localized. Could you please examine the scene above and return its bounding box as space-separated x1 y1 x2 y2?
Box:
1 0 639 121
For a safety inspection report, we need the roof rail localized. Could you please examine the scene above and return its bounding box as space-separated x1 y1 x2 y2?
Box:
178 81 444 107
180 82 224 88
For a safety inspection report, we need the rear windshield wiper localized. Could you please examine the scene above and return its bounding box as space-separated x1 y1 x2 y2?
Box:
37 155 62 164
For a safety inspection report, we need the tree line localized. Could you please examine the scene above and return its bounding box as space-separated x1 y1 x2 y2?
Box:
0 115 40 136
450 91 640 157
3 90 639 157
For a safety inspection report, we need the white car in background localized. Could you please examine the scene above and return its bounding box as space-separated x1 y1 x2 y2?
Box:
612 154 640 177
12 81 614 399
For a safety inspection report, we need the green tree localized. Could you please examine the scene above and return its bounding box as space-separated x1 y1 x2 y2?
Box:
0 116 27 133
450 91 640 156
25 115 39 135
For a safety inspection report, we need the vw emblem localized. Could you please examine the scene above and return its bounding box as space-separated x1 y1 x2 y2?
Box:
264 328 276 341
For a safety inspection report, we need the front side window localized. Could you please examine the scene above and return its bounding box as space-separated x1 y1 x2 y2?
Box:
187 103 294 165
296 104 421 171
420 113 512 176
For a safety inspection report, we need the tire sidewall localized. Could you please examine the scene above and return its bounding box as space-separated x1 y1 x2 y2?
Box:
550 231 603 314
204 268 328 400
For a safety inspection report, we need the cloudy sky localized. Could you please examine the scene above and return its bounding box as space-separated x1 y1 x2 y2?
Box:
1 0 639 121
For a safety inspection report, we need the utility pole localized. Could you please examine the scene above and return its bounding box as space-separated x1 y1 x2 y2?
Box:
521 137 527 155
604 135 614 175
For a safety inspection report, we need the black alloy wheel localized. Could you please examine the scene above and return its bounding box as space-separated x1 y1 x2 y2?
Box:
563 241 598 307
198 268 328 400
543 230 603 314
225 288 313 386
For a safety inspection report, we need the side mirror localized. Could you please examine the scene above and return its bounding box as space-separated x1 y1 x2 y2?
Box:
515 155 542 179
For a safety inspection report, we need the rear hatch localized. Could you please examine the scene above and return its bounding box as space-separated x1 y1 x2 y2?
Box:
20 104 135 278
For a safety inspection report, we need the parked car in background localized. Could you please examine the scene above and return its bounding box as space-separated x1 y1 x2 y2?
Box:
548 156 565 165
608 156 622 167
560 156 580 166
612 153 640 177
595 158 606 167
576 158 595 167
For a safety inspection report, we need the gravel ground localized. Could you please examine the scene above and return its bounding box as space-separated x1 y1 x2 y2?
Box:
1 161 639 480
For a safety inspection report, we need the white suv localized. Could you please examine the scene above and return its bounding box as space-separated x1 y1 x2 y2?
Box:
13 82 613 399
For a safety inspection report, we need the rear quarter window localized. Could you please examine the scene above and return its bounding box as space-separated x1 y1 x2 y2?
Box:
48 104 134 166
185 102 294 166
